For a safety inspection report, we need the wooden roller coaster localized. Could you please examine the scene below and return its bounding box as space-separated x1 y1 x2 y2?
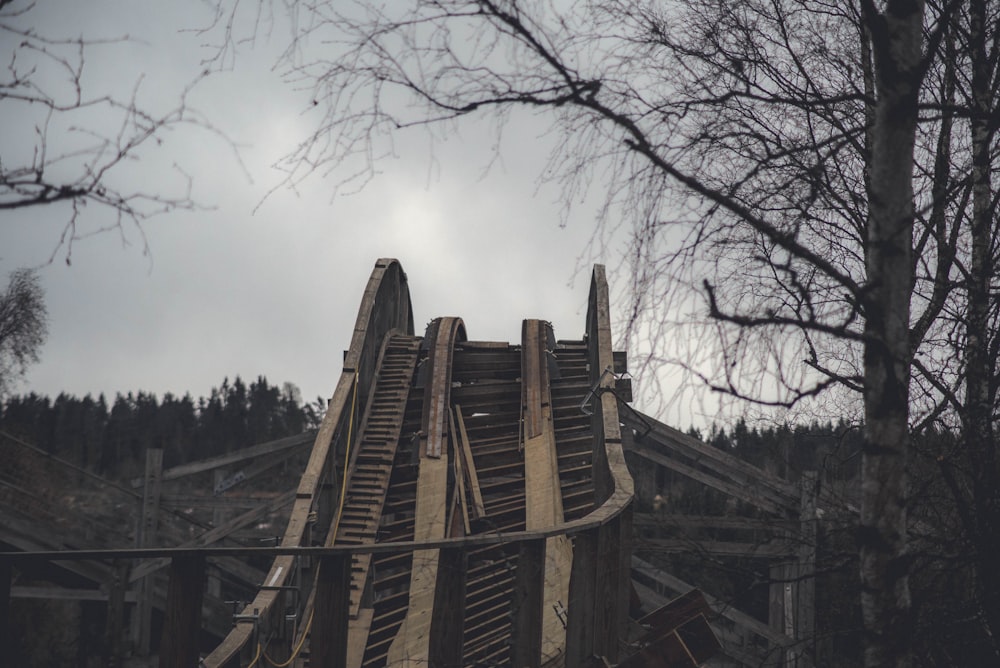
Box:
1 258 722 668
205 257 638 667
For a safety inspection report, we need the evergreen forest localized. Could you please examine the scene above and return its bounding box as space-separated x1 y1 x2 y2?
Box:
0 376 324 479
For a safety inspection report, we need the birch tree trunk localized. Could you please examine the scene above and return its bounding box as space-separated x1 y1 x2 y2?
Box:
860 1 924 666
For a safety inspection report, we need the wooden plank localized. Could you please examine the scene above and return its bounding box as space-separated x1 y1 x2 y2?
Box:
387 317 461 665
628 442 788 516
159 555 205 668
593 519 622 662
632 556 792 648
429 546 468 667
630 582 767 668
450 409 472 535
129 432 314 488
106 560 128 668
10 585 138 602
386 455 449 665
130 490 296 582
347 608 374 668
639 538 796 558
511 537 546 668
211 442 310 495
621 412 798 507
161 494 274 509
453 405 486 519
134 448 163 656
312 554 351 668
633 512 796 532
566 528 597 668
522 320 573 663
797 472 818 664
522 320 544 439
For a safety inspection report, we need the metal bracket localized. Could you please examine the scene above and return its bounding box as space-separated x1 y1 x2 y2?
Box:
579 366 615 416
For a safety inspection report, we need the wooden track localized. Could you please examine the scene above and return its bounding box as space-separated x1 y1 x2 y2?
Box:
197 259 635 668
0 259 640 668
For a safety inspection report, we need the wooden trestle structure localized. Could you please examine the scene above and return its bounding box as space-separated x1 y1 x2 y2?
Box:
1 257 843 667
0 259 727 667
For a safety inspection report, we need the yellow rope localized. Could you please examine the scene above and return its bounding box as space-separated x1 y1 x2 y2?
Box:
246 640 262 668
256 372 359 667
261 608 315 667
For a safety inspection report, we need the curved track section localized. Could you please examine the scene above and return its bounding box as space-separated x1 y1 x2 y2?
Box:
204 260 634 668
204 259 413 667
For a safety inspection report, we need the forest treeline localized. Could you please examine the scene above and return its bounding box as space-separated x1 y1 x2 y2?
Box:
0 376 324 479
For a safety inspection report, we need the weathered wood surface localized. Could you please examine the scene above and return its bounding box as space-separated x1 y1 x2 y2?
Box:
583 264 635 664
202 258 414 667
312 554 351 668
128 432 314 488
633 555 792 649
387 318 464 667
522 319 573 663
130 490 294 582
158 555 205 668
3 261 642 668
622 412 798 514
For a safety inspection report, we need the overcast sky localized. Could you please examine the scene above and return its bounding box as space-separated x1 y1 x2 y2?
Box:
2 1 642 415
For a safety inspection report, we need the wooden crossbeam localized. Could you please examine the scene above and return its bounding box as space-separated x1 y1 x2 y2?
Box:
129 490 295 582
129 432 314 488
622 413 797 511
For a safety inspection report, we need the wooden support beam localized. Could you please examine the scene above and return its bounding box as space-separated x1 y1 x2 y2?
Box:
312 554 351 668
622 413 798 511
522 319 573 663
429 546 468 668
453 405 486 519
594 518 624 663
450 409 472 536
637 538 796 558
105 560 128 668
131 490 296 582
135 448 163 657
159 555 205 668
10 585 138 602
566 528 597 668
797 472 818 666
627 442 789 517
633 512 797 532
511 538 546 668
130 432 314 488
632 556 792 649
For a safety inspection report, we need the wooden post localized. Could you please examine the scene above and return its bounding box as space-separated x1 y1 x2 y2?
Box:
797 472 818 666
213 469 227 528
566 529 597 668
511 538 546 668
429 546 468 667
311 554 351 668
593 518 624 663
769 560 795 665
159 555 205 668
617 505 634 644
106 559 128 668
134 448 163 656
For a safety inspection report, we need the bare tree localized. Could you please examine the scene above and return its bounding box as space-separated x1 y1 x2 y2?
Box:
199 1 947 665
0 268 47 396
1 1 231 262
